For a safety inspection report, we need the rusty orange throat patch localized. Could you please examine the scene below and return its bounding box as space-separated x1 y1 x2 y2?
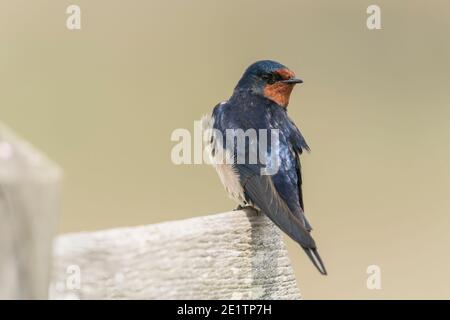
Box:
263 68 297 107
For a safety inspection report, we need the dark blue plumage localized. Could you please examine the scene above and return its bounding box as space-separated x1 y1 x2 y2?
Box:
206 60 327 275
212 91 309 222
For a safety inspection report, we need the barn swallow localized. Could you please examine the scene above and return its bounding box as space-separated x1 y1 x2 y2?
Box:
202 60 327 275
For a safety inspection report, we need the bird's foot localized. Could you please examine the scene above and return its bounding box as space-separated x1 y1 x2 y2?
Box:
234 205 260 215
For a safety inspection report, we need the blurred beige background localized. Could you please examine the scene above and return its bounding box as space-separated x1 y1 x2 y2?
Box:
2 0 450 299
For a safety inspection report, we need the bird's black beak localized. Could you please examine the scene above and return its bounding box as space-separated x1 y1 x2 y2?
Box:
281 78 303 84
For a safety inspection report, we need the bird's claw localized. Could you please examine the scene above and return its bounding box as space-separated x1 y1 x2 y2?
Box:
234 205 260 216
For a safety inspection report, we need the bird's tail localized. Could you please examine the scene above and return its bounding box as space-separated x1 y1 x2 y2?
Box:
303 247 327 275
239 172 327 276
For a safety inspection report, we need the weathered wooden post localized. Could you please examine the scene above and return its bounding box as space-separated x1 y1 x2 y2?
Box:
0 124 61 299
0 124 301 300
50 210 301 300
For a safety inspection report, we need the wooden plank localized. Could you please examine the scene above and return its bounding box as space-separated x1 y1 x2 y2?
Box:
50 210 301 300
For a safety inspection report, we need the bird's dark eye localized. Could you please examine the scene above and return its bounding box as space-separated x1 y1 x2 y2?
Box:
262 73 282 85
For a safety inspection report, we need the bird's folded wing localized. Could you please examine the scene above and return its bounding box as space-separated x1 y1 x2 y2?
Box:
237 164 316 249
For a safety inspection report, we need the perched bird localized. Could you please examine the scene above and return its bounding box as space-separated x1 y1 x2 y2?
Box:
202 60 327 275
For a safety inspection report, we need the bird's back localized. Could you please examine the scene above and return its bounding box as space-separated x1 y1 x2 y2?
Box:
212 91 310 224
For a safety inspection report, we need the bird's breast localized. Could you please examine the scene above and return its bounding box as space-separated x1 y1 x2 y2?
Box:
201 113 247 206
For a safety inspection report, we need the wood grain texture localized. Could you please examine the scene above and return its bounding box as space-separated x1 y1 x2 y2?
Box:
50 210 301 300
0 123 61 299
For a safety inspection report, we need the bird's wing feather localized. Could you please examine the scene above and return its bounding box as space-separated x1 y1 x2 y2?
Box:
293 151 314 230
236 164 316 249
237 163 327 275
287 118 312 229
270 122 313 231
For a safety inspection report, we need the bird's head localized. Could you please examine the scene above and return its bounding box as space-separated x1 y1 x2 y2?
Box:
234 60 303 107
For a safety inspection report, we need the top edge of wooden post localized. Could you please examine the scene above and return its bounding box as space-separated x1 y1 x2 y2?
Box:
51 209 301 300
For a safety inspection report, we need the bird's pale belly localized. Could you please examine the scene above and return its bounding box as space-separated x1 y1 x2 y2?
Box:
201 114 247 206
214 163 247 205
